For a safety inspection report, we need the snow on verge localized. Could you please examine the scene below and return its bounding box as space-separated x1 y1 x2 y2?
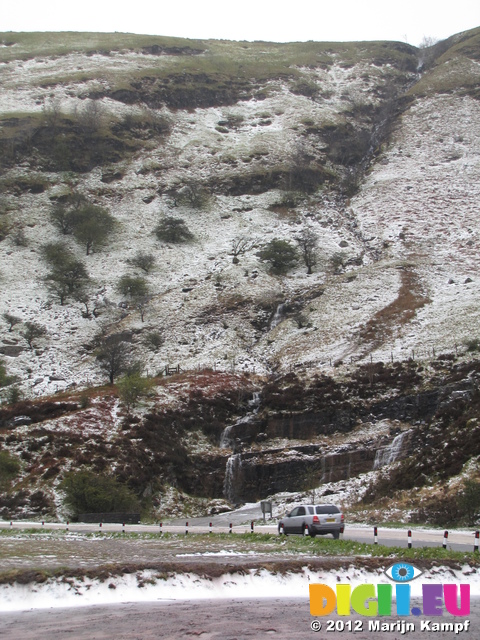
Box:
1 565 479 612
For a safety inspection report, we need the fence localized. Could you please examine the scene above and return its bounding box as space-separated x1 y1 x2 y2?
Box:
1 520 479 551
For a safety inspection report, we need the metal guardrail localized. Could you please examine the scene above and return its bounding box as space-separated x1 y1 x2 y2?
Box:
1 521 480 551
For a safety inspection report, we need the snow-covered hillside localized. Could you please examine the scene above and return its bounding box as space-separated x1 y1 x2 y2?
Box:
0 29 480 522
0 29 478 398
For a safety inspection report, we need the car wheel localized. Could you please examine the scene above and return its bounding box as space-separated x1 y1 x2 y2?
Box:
309 531 317 538
332 531 340 540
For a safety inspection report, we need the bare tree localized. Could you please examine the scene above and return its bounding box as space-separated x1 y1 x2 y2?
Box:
75 99 106 134
230 237 256 264
128 251 156 274
3 313 21 332
174 179 210 209
22 322 47 349
296 228 319 274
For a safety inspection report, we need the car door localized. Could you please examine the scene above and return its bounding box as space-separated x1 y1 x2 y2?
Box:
284 507 298 533
288 506 307 533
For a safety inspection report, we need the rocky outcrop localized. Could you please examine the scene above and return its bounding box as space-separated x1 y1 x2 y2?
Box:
223 429 414 502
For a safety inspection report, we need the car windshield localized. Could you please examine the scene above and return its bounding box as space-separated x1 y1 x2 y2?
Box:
315 505 339 514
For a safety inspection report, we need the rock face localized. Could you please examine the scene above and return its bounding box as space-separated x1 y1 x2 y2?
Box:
222 432 414 502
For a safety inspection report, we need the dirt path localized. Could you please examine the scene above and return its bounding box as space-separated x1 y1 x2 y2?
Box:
0 598 478 639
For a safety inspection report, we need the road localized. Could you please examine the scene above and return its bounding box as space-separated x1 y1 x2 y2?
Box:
1 511 477 552
0 598 478 640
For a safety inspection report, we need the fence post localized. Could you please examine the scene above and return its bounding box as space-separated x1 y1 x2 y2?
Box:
229 523 232 534
159 522 163 535
407 530 412 549
185 521 189 535
251 521 254 534
374 526 378 545
474 531 479 553
443 530 448 549
209 522 212 534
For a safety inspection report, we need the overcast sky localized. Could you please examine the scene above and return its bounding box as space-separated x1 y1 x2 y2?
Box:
3 1 480 47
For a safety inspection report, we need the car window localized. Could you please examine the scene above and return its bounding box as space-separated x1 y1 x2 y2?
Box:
315 505 340 514
308 506 314 514
289 507 300 517
297 507 306 516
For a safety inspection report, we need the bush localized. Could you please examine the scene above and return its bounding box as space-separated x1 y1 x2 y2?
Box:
143 331 164 351
258 238 298 275
59 470 140 517
117 373 153 412
154 216 194 243
458 480 480 525
128 251 156 273
0 360 16 388
117 275 150 299
0 450 21 488
2 313 21 332
173 180 210 209
464 338 480 353
21 322 47 349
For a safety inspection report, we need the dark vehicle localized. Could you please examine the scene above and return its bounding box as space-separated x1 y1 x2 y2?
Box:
278 504 345 539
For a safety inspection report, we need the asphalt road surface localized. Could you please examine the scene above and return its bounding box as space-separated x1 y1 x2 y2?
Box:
1 515 477 552
0 597 478 640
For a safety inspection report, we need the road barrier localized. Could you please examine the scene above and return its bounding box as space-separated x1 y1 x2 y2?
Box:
2 521 479 550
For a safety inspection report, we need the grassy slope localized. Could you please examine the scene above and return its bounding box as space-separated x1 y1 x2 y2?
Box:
0 31 418 83
410 26 480 96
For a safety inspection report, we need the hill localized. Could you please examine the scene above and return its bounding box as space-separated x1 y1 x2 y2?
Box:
0 28 479 523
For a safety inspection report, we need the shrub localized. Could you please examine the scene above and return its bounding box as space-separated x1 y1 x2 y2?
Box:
154 216 194 243
464 338 480 353
2 313 21 333
143 331 164 351
458 479 480 525
117 373 153 412
117 275 150 299
128 251 156 273
0 360 15 387
258 238 298 275
174 180 210 209
22 322 47 349
0 450 21 488
5 386 22 404
59 470 140 517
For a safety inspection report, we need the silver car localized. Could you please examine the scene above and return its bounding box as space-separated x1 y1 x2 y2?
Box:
278 504 345 539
